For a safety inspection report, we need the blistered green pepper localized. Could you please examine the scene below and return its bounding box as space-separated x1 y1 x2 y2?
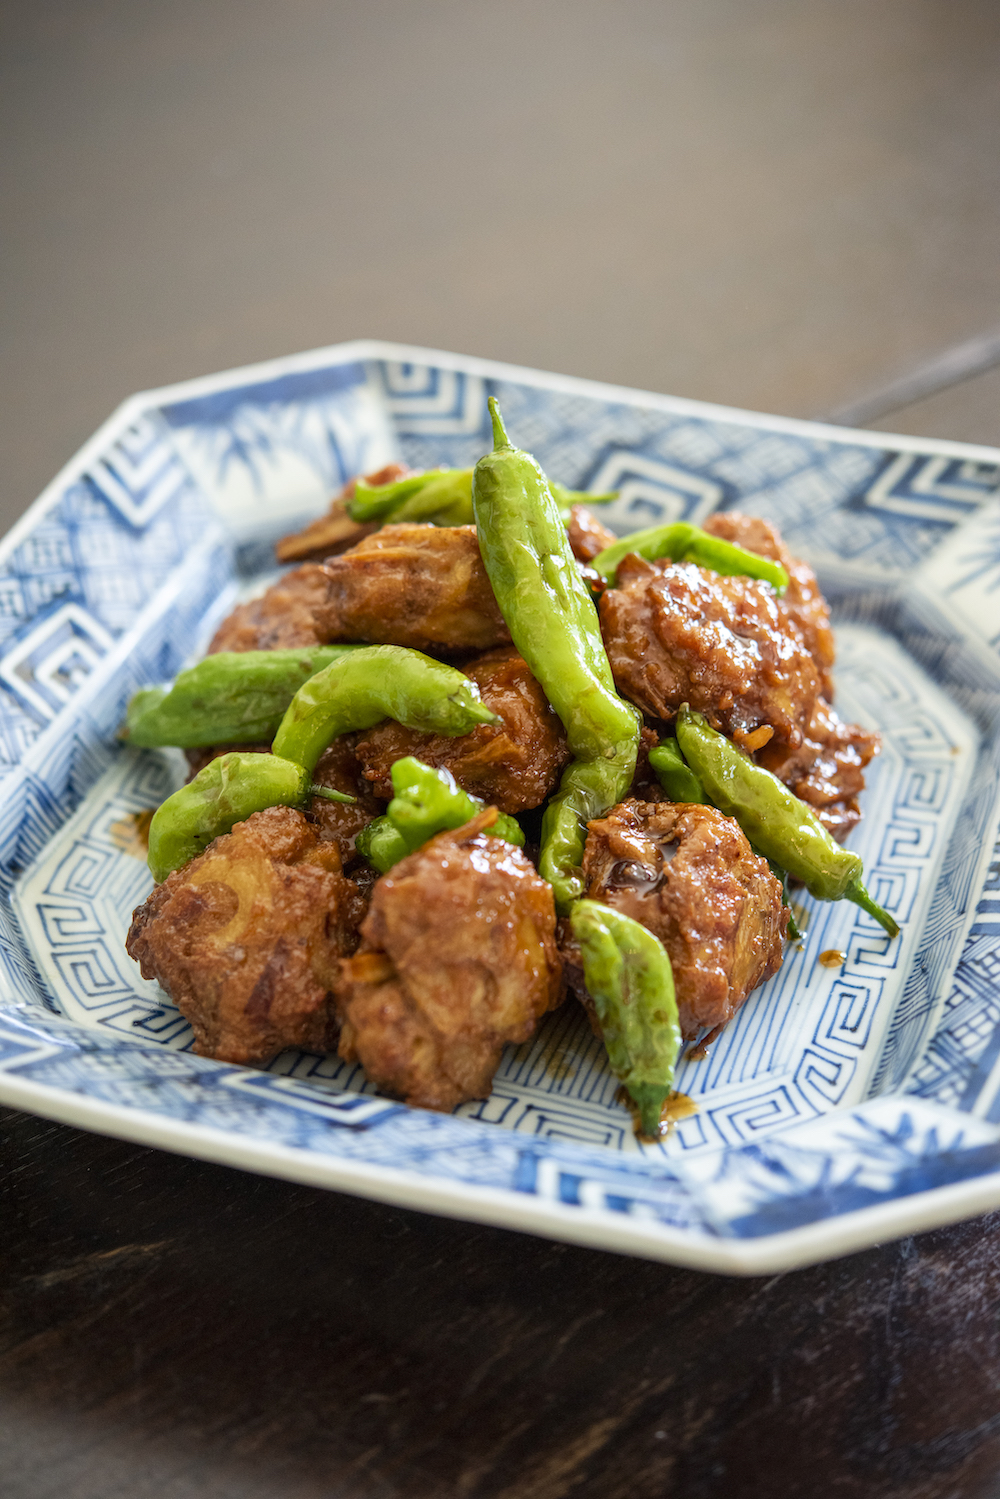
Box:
675 706 899 935
592 521 790 592
122 646 361 749
272 645 498 778
570 900 681 1137
648 739 707 804
349 465 617 530
145 751 352 882
356 756 524 873
472 399 640 911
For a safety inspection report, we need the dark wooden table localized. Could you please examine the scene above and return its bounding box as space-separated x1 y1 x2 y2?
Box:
3 3 1000 1495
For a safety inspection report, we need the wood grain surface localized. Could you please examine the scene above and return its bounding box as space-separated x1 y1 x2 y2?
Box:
4 1107 1000 1499
3 3 1000 1495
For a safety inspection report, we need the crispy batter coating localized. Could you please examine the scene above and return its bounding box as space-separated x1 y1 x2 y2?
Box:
353 645 571 813
567 504 618 563
337 810 563 1110
703 511 835 697
580 799 787 1038
314 524 511 654
126 806 366 1065
601 554 824 748
758 696 879 842
308 738 384 860
208 564 332 654
274 463 412 565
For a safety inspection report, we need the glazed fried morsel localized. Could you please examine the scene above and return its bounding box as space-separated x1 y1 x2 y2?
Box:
567 504 618 564
338 810 563 1110
601 554 824 750
274 463 413 565
599 526 879 837
314 524 511 654
758 697 879 842
580 799 787 1038
127 806 366 1065
353 645 571 813
702 511 835 697
207 564 332 654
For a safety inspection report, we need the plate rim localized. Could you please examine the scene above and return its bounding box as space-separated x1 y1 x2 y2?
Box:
3 336 1000 1275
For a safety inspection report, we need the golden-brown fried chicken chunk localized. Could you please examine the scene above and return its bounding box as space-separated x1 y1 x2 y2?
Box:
126 806 366 1065
758 697 879 842
337 810 563 1111
274 463 413 564
208 564 332 654
353 645 571 813
580 799 787 1038
601 553 824 748
314 524 511 654
567 504 618 564
703 511 835 697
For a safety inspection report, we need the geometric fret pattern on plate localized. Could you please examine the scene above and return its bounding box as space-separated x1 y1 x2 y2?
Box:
1 340 999 1273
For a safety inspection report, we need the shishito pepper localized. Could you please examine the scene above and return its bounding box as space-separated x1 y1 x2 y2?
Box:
122 646 361 749
647 738 707 805
145 751 354 882
472 398 641 911
675 705 899 936
592 521 790 591
272 645 498 777
349 465 618 530
356 756 524 873
570 900 681 1137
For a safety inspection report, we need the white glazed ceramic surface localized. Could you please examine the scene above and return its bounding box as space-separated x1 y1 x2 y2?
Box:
1 342 999 1274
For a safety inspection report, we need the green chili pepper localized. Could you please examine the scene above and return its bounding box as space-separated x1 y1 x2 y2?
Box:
145 751 353 882
570 899 681 1138
122 646 362 749
648 739 708 804
473 399 641 912
592 521 789 592
675 706 899 936
272 645 498 778
355 756 524 873
350 466 617 531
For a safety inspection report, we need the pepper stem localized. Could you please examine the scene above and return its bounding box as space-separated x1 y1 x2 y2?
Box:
488 396 510 450
845 875 899 937
309 784 356 805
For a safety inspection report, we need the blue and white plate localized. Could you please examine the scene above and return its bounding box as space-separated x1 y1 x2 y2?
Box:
2 341 999 1274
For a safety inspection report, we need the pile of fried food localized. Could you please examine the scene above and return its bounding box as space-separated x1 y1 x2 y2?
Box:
124 401 896 1137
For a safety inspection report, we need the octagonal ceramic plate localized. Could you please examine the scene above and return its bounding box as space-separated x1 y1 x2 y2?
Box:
1 341 999 1274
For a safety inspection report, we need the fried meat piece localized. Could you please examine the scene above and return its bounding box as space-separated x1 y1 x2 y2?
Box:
600 554 824 749
581 799 787 1038
208 564 332 654
758 697 879 842
567 505 618 564
275 463 413 564
353 645 570 813
314 524 511 654
703 511 835 697
338 810 563 1110
127 806 365 1065
308 737 384 861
